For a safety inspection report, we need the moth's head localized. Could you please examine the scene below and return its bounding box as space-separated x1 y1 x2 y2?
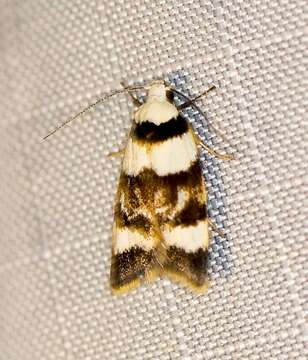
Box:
146 80 172 101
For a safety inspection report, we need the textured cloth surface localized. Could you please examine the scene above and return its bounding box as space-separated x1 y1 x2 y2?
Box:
0 1 307 359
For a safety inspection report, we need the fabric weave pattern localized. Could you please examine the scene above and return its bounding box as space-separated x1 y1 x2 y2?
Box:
0 1 306 359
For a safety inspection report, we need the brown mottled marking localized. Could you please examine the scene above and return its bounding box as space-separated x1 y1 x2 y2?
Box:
169 198 207 228
114 203 152 232
164 247 209 288
110 247 157 290
117 160 204 212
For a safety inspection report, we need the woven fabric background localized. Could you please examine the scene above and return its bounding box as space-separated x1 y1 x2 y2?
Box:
0 0 307 359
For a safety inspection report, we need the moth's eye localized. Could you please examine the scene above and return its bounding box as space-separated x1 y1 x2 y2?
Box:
166 89 174 102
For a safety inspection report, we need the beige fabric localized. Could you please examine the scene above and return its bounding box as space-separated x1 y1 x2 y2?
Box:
0 0 307 359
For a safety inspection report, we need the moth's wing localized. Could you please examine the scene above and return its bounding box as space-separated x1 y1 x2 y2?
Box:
110 118 209 294
160 126 210 293
110 138 161 294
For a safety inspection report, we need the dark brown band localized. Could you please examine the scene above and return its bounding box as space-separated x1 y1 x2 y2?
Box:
133 114 188 143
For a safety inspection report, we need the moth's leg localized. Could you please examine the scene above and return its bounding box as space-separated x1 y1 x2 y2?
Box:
176 86 235 154
107 148 125 158
120 81 142 107
178 85 216 110
208 218 225 238
191 130 234 161
199 141 234 161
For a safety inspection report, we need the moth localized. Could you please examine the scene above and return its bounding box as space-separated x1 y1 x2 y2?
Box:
43 79 233 295
109 80 232 294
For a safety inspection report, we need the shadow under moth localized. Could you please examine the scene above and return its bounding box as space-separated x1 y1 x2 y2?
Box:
44 79 233 295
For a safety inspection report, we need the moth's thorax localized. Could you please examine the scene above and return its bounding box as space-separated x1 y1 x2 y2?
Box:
147 82 168 101
134 82 178 125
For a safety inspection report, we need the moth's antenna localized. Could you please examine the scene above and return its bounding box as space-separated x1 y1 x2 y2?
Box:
171 86 230 144
43 85 144 140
